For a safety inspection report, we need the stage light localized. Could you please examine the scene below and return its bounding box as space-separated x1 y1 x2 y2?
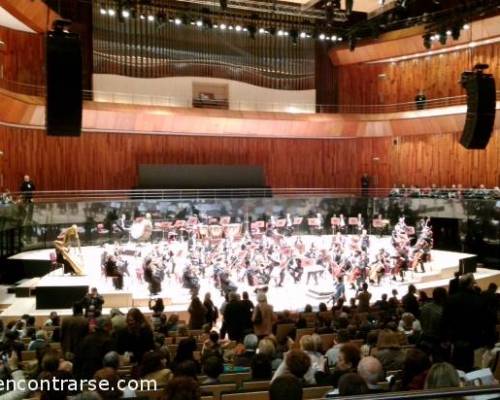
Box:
463 23 470 30
331 35 337 41
259 27 266 34
121 9 130 18
196 20 203 27
284 31 289 36
337 36 343 41
319 33 325 40
99 7 107 15
277 29 284 36
213 24 218 28
108 8 116 16
235 25 242 31
174 18 181 25
446 30 452 36
147 15 155 22
220 23 227 30
228 25 234 30
139 14 145 20
300 32 307 39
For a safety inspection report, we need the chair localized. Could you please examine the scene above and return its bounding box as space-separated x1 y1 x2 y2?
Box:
296 328 315 342
303 385 332 399
241 380 270 391
300 313 316 328
275 323 296 342
222 391 268 400
200 383 236 400
219 372 251 388
21 350 37 361
135 390 164 399
349 339 364 349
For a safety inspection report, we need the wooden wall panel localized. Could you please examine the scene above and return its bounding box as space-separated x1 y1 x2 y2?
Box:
335 42 500 106
0 126 498 192
0 26 45 86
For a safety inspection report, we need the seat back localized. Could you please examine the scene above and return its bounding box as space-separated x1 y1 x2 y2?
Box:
221 391 268 400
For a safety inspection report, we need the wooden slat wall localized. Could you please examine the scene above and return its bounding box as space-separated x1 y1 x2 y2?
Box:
0 126 498 191
0 26 45 85
335 42 500 106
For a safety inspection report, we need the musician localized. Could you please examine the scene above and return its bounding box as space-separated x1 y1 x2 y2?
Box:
288 258 303 284
143 257 162 296
57 224 82 253
104 254 124 290
360 230 370 252
332 275 346 303
182 265 200 292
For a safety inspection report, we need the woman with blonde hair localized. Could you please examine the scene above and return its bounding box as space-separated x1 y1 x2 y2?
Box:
425 362 461 389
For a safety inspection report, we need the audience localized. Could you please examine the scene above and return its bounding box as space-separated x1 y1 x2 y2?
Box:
269 374 303 400
337 372 369 396
357 356 386 393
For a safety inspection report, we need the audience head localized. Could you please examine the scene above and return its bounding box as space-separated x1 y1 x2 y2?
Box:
102 351 120 370
402 349 431 389
487 283 498 293
424 362 461 390
285 350 311 379
408 285 417 295
94 367 122 400
202 355 224 380
243 334 258 352
459 273 475 290
140 350 166 377
338 373 369 396
209 331 219 344
164 377 201 400
337 344 361 371
257 338 276 359
304 304 313 313
126 308 147 332
251 353 272 380
311 334 323 353
432 287 448 305
270 374 303 400
257 293 267 303
175 338 197 363
299 335 315 352
174 360 198 379
357 356 384 386
242 291 249 300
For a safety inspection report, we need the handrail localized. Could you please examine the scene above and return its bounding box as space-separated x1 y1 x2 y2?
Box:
336 384 500 400
2 77 499 115
3 187 498 202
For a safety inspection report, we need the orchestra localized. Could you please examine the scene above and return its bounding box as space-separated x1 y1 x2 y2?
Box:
95 212 433 297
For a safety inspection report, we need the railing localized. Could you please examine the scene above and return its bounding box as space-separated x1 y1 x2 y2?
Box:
337 385 500 400
2 77 500 115
3 187 499 202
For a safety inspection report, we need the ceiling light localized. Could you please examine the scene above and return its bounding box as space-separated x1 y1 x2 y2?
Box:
463 23 470 30
446 30 452 36
108 8 116 16
259 28 265 34
277 30 284 36
121 10 130 18
100 7 107 15
174 18 181 25
147 15 155 22
300 32 306 38
319 33 325 40
213 24 218 28
337 36 343 41
235 25 242 31
139 14 145 20
283 31 289 36
220 23 227 30
331 35 337 41
228 25 234 30
196 20 203 27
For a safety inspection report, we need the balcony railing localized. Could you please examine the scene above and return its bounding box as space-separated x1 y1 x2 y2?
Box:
2 77 499 115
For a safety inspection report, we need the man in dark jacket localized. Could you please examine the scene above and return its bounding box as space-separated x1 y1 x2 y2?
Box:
402 284 420 318
61 302 89 358
223 292 246 342
74 317 114 379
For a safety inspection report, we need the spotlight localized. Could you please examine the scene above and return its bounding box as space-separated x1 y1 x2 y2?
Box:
121 9 130 18
220 23 227 30
174 18 181 25
139 14 145 20
196 20 203 27
99 7 107 15
446 30 452 36
228 25 234 30
108 8 116 16
423 33 431 49
300 32 307 39
235 25 242 31
277 29 284 36
319 33 325 40
337 36 343 41
258 28 266 34
463 23 470 30
331 35 337 41
147 15 155 22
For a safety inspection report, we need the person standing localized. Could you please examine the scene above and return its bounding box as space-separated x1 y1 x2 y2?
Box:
415 90 427 110
361 173 370 197
20 174 35 203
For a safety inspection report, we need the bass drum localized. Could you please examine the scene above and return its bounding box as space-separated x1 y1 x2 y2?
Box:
130 219 153 241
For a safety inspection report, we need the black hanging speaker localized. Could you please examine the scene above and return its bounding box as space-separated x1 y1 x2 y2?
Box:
459 66 496 149
46 20 82 136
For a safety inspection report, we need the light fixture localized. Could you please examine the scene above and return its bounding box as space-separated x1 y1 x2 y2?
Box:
228 25 234 30
99 7 107 15
139 14 145 20
331 35 337 41
220 23 227 30
108 8 116 16
147 15 155 22
277 29 284 36
121 9 130 18
283 31 289 36
337 36 343 41
446 30 452 36
235 25 242 31
174 18 181 25
319 33 325 40
196 20 203 27
258 27 265 34
213 24 219 28
463 23 470 30
300 32 306 38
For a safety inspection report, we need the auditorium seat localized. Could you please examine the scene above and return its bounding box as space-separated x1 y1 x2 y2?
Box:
21 350 36 361
275 323 296 341
241 380 270 391
200 383 237 400
221 391 268 400
303 385 332 399
219 372 251 387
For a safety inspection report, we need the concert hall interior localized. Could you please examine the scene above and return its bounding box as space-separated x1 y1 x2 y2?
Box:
0 0 499 399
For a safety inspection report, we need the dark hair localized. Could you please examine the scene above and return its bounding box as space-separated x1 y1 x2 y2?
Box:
139 350 164 377
175 337 197 364
340 344 361 369
202 355 224 379
164 377 201 400
338 373 368 396
41 349 60 373
402 349 431 389
270 374 303 400
73 302 83 315
251 354 272 380
432 287 447 305
318 303 327 312
209 331 219 344
174 360 198 379
94 368 122 400
285 350 311 379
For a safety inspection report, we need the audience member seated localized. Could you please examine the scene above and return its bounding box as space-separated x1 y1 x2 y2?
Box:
139 349 173 387
300 334 326 374
270 374 303 400
326 329 350 368
272 349 314 385
316 343 361 387
201 331 223 358
375 329 406 372
398 312 422 343
164 377 201 400
337 372 369 396
357 356 386 393
258 337 282 370
251 353 273 380
233 334 258 367
172 337 200 374
28 330 48 351
94 367 135 399
424 362 461 391
401 348 431 391
201 354 224 385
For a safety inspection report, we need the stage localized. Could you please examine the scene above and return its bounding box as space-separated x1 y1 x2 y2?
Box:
1 234 499 325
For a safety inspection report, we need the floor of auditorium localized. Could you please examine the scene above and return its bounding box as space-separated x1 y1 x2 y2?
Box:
1 235 499 325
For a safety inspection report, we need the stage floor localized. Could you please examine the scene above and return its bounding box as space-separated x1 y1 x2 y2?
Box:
2 235 498 323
